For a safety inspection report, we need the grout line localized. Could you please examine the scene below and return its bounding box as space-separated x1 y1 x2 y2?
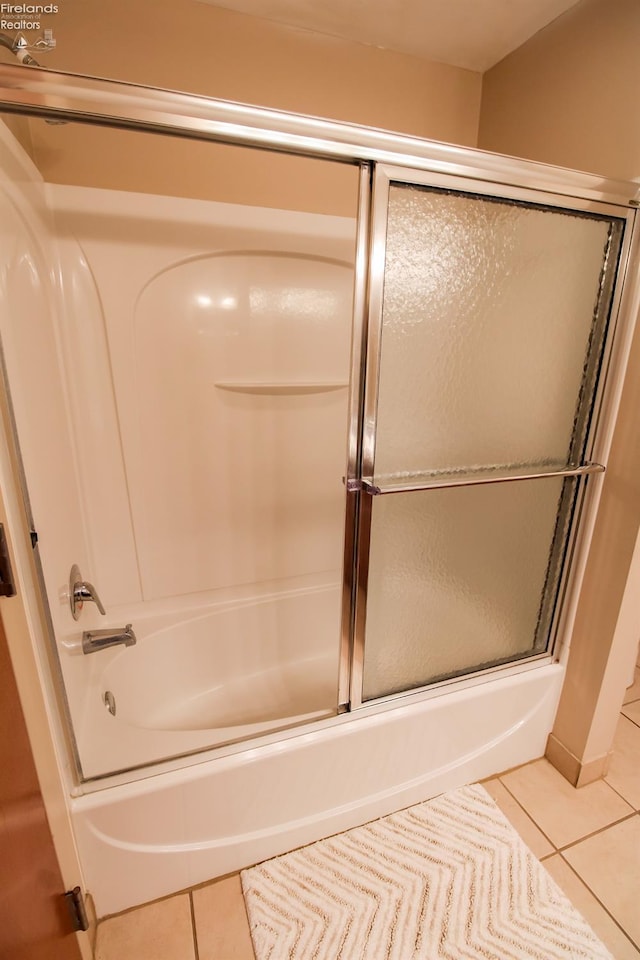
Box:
558 852 640 952
558 810 638 854
98 888 191 923
97 869 245 923
189 891 200 960
598 772 640 812
496 776 558 852
620 710 640 731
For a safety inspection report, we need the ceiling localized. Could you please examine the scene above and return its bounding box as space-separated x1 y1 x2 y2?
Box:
196 0 582 71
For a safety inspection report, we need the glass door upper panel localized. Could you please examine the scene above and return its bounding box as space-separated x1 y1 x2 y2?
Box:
370 175 625 489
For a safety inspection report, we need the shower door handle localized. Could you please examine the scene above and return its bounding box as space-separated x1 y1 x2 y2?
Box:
350 462 605 496
70 564 106 620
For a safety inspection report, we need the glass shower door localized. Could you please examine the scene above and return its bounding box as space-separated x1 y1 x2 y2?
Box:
353 166 626 705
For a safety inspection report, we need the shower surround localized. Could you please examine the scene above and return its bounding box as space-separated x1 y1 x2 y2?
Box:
0 70 636 917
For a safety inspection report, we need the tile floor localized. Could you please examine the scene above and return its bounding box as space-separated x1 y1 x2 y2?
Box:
94 667 640 959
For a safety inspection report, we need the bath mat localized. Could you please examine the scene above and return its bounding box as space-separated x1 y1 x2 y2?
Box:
241 783 612 960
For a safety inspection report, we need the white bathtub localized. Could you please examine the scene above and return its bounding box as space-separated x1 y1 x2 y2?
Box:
74 582 342 780
71 655 564 916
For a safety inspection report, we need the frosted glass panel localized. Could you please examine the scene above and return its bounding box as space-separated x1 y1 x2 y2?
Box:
373 185 621 482
362 478 570 701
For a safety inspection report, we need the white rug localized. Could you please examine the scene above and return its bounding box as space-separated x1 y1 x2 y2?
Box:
241 784 612 959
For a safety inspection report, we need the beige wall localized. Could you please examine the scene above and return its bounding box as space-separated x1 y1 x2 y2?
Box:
479 0 640 180
479 0 640 782
21 0 481 214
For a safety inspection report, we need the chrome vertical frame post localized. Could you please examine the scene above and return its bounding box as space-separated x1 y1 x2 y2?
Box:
349 490 372 709
543 206 639 662
338 163 372 708
348 167 393 709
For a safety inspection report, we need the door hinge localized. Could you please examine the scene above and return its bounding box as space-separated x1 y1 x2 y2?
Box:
0 524 16 597
64 886 90 932
30 529 38 549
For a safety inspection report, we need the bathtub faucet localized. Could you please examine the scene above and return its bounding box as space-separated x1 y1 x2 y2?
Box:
82 624 137 655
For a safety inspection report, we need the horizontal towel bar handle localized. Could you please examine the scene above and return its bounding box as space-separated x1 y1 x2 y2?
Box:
346 462 605 496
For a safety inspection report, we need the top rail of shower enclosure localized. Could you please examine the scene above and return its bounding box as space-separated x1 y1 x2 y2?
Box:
0 62 638 207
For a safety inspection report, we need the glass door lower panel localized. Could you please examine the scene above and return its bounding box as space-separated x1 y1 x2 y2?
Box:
362 476 574 701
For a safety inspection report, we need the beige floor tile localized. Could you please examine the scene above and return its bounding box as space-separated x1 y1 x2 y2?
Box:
544 855 640 960
623 668 640 706
605 715 640 810
193 874 255 960
563 817 640 948
95 894 195 960
482 778 555 859
500 758 633 848
622 699 640 728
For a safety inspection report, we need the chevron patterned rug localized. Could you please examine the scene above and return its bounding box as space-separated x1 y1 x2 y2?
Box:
241 783 612 959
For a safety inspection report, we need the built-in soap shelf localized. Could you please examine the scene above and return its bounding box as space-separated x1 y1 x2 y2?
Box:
214 380 348 395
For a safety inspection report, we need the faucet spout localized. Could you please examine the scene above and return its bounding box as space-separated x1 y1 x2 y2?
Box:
82 624 137 655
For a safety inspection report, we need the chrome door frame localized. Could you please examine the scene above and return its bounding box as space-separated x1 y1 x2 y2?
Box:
1 63 639 726
338 162 372 708
0 63 636 206
347 163 637 710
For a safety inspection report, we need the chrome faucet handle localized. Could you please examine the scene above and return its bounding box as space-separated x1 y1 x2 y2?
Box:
69 564 106 620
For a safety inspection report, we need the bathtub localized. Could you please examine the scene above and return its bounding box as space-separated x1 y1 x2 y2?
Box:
71 653 564 915
74 581 342 780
